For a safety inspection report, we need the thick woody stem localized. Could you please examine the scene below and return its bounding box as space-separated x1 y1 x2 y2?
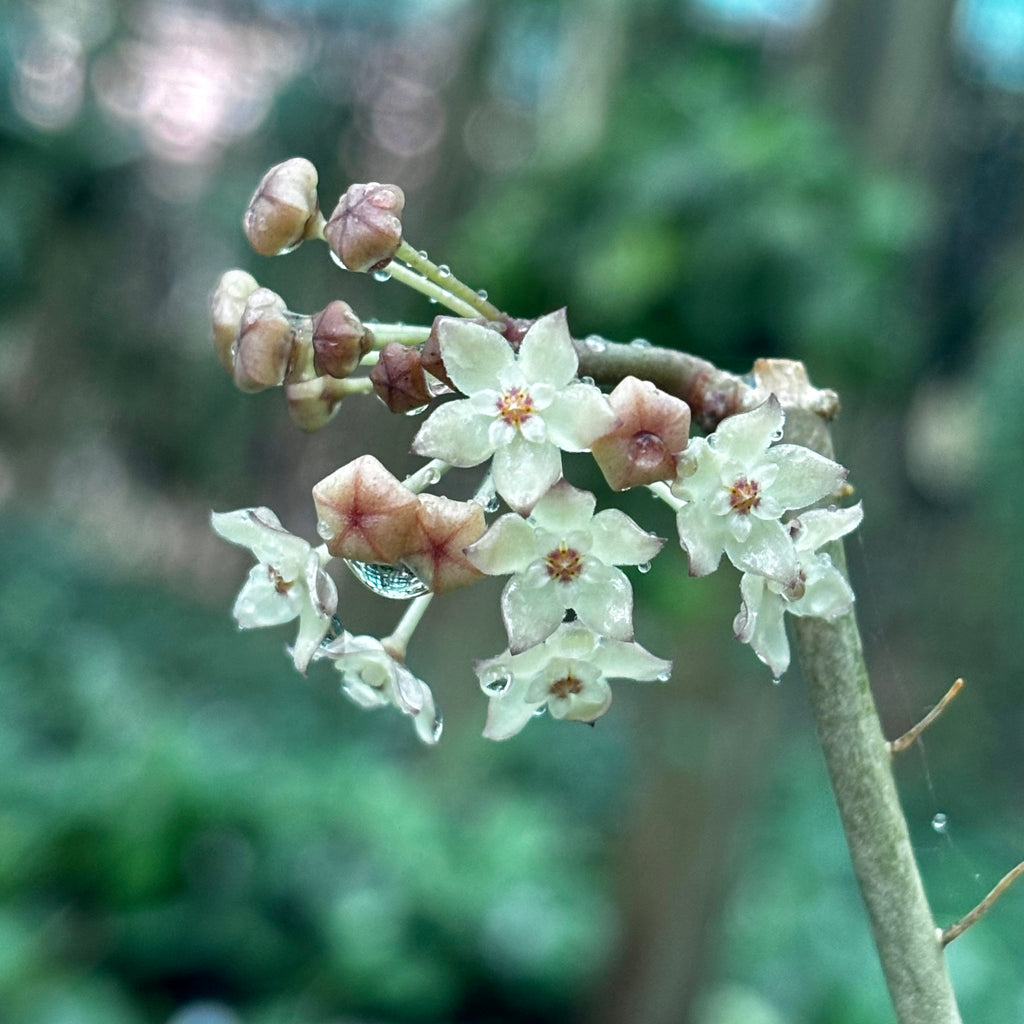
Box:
784 409 963 1024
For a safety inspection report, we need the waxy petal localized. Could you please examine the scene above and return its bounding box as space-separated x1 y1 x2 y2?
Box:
516 309 578 389
543 383 618 451
792 503 864 552
592 635 672 681
464 513 538 575
437 318 516 395
573 564 634 641
792 557 854 620
502 577 566 653
590 509 664 566
675 503 726 577
767 445 847 511
492 435 561 513
412 398 495 466
530 479 597 534
714 395 783 462
724 518 798 582
735 573 790 678
212 507 309 579
233 565 303 628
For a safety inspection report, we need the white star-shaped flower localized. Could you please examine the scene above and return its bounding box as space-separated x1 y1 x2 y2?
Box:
411 310 618 513
211 507 337 674
475 621 671 741
733 502 863 678
670 396 847 581
465 479 664 653
316 631 441 745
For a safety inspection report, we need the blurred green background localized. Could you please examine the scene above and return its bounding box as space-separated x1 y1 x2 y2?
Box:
1 0 1023 1022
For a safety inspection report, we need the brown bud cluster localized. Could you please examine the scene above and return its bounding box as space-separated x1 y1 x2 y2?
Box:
285 377 347 432
243 157 322 256
232 288 296 392
590 376 691 490
312 300 373 378
324 182 405 272
210 269 260 373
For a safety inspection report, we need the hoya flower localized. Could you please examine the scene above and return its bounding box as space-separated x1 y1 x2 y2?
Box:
670 396 847 582
733 503 863 678
411 310 618 513
211 507 337 674
465 479 663 652
316 631 441 745
475 621 671 741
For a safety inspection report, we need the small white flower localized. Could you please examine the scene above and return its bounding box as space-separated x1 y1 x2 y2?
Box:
411 310 617 513
465 479 664 653
211 507 337 674
316 632 441 745
670 396 847 581
733 503 864 678
475 621 671 741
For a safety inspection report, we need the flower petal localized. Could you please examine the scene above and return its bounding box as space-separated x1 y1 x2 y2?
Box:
483 678 542 741
492 435 562 514
724 517 799 582
714 395 783 462
735 573 790 677
675 504 726 577
464 513 538 575
544 383 619 451
791 557 855 620
573 564 634 641
516 309 578 388
412 398 495 466
233 565 302 628
589 509 664 566
529 479 596 534
593 636 672 681
792 502 864 552
767 445 847 511
502 577 566 653
437 318 515 395
212 507 310 578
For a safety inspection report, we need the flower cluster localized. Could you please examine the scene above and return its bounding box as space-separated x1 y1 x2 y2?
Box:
207 159 859 744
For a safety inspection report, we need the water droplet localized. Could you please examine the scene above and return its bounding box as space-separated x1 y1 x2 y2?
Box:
477 288 488 301
771 677 783 686
428 296 438 304
584 336 606 353
531 704 548 718
482 670 513 695
637 561 652 574
373 268 392 282
429 706 444 743
770 429 784 442
629 337 651 348
345 560 431 600
931 813 949 834
580 375 595 387
437 264 451 278
316 519 332 540
274 241 301 256
484 496 501 513
328 250 349 270
656 670 671 682
417 249 428 260
404 404 428 417
827 504 838 514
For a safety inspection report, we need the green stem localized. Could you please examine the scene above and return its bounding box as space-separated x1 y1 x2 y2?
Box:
382 592 434 660
396 241 505 321
368 323 433 348
785 409 963 1024
384 261 482 318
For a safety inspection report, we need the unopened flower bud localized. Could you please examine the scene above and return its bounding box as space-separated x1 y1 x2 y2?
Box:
233 288 294 392
591 377 691 490
312 455 419 563
285 377 347 432
324 182 405 272
211 269 259 373
404 494 486 594
312 300 372 378
370 343 432 413
243 157 322 256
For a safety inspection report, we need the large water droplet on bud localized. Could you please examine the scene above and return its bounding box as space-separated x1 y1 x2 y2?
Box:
345 559 430 599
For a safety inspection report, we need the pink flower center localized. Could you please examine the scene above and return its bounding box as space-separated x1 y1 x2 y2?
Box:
549 672 584 699
728 476 761 515
545 543 583 583
496 386 536 430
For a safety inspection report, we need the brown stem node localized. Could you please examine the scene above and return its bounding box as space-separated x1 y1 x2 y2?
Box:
889 678 964 755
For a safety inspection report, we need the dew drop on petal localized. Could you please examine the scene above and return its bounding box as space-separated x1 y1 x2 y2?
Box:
931 813 949 834
316 519 333 540
482 670 513 695
430 706 444 743
770 429 784 442
485 495 501 513
579 375 595 387
827 504 838 513
771 677 783 686
656 670 671 682
629 337 651 348
373 268 392 282
345 560 431 599
532 704 548 718
584 336 606 353
637 561 652 574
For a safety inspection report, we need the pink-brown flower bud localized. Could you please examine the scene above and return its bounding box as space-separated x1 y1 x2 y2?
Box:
370 343 432 413
243 157 322 256
311 300 372 379
590 377 691 490
403 494 486 594
233 288 295 392
312 455 419 563
324 182 405 272
210 269 259 373
285 377 346 432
